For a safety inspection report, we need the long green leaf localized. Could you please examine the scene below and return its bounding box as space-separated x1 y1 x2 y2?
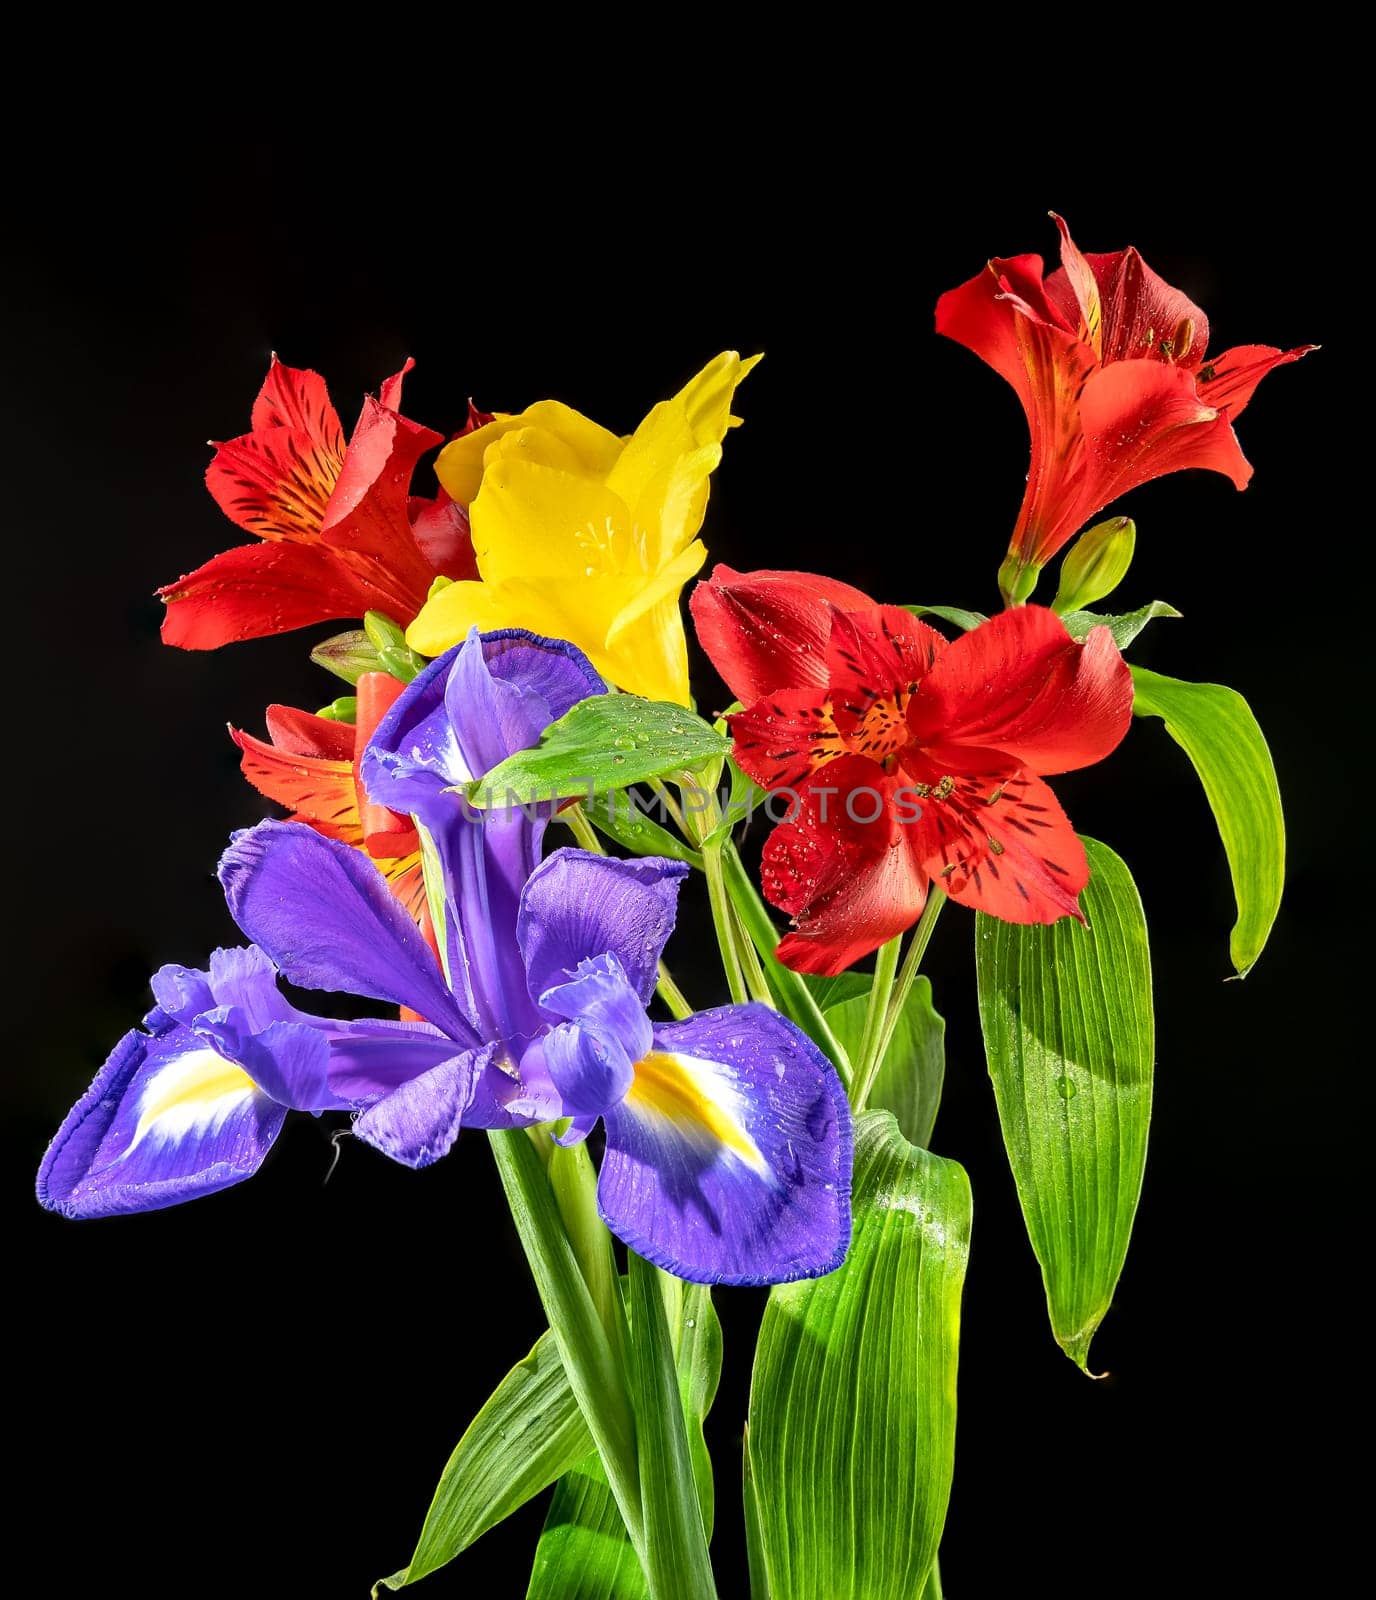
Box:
1131 665 1284 975
748 1112 970 1599
469 696 729 808
580 790 703 869
375 1331 590 1592
1059 599 1181 650
825 977 946 1148
975 835 1153 1372
903 603 986 631
626 1254 717 1598
721 842 851 1081
528 1456 648 1600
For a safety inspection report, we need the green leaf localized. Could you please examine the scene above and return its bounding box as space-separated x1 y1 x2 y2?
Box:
580 790 703 869
742 1422 770 1600
825 976 946 1148
469 696 729 809
311 628 382 685
1059 599 1182 650
721 842 851 1082
803 973 870 1011
1130 665 1283 975
669 1281 721 1540
903 603 986 632
748 1112 970 1599
375 1330 591 1592
527 1455 648 1600
626 1254 716 1598
975 835 1153 1372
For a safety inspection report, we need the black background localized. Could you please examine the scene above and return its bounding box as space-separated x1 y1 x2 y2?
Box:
7 130 1360 1598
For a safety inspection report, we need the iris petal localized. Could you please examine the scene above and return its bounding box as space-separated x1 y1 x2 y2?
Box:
519 850 687 1011
597 1003 852 1286
37 1025 286 1219
219 820 476 1047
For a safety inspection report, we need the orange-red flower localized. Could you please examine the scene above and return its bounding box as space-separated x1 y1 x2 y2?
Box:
936 215 1314 601
160 358 483 648
693 567 1133 975
230 673 428 929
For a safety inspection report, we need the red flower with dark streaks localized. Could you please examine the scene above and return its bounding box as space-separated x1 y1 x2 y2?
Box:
230 672 429 930
692 567 1133 975
159 358 488 648
936 215 1313 602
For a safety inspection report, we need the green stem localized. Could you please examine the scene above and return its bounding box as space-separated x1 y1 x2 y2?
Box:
852 935 901 1105
488 1128 645 1563
731 898 774 1006
657 960 694 1021
649 776 689 836
546 1138 627 1368
854 890 947 1113
626 1252 718 1599
561 802 605 855
703 839 749 1005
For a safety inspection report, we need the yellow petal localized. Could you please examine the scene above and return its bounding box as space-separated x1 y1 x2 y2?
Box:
471 459 640 589
435 401 624 507
600 542 708 705
604 351 761 561
405 579 526 655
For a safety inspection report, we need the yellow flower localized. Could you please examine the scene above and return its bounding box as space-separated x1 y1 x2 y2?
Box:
407 351 761 704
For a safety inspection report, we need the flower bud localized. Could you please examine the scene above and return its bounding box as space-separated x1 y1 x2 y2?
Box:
315 695 358 724
1052 517 1135 614
310 629 382 686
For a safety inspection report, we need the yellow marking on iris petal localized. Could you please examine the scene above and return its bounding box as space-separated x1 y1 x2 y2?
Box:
625 1052 771 1178
128 1049 258 1151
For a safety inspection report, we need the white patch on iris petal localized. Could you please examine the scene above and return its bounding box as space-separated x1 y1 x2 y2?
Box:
125 1048 260 1154
624 1052 773 1181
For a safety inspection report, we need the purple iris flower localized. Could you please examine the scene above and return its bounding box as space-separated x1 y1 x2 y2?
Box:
39 630 853 1285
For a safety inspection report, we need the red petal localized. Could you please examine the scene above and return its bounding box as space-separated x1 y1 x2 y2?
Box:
250 357 347 458
826 605 946 752
158 542 375 649
377 357 416 414
1079 358 1251 505
909 765 1087 923
407 490 479 581
318 396 445 623
935 251 1074 412
909 607 1132 776
1050 232 1210 369
690 565 874 706
354 673 420 858
762 755 929 976
1004 310 1102 568
263 704 356 761
230 726 360 841
205 425 342 543
1197 342 1316 420
730 688 845 790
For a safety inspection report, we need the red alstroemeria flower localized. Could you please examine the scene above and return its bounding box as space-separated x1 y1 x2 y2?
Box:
692 567 1133 975
230 672 429 930
936 215 1314 599
159 358 486 648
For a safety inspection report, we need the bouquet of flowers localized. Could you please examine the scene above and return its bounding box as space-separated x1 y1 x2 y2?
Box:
37 215 1310 1598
